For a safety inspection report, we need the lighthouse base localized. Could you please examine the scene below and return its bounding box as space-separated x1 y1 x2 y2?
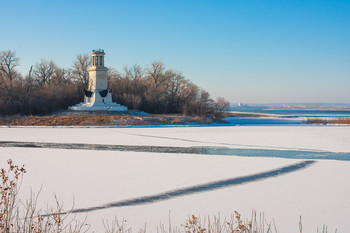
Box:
68 91 128 112
69 102 128 111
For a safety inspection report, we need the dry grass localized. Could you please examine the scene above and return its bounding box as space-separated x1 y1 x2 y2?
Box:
0 114 217 126
332 118 350 124
103 211 277 233
0 115 147 126
306 118 350 125
105 211 336 233
0 159 88 233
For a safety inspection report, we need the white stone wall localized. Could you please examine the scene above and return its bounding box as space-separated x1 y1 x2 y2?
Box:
88 67 108 91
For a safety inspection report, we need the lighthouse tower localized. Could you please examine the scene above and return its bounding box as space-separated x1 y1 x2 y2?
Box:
69 49 127 111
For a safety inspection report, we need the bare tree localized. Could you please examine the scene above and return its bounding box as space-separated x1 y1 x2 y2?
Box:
147 61 166 85
200 89 214 114
0 50 20 91
214 97 230 115
127 64 144 80
107 67 119 81
72 54 90 88
108 65 146 110
0 50 21 113
123 64 145 109
180 83 199 115
51 68 73 85
166 71 186 112
23 66 33 114
32 59 56 85
146 61 176 112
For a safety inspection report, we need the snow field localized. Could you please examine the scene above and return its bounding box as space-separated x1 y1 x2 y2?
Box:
1 125 350 152
0 126 349 232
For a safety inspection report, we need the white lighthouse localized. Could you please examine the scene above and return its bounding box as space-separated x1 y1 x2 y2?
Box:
69 49 127 111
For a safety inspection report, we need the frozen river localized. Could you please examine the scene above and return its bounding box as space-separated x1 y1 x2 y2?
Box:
0 125 349 232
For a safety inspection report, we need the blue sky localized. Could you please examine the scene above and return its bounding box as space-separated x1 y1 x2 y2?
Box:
1 0 349 103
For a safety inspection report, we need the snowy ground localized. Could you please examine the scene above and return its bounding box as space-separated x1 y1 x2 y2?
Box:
0 125 349 232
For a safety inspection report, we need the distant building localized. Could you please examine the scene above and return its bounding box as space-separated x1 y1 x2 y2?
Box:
69 49 127 111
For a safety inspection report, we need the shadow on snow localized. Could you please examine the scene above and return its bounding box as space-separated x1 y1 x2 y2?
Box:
69 160 316 213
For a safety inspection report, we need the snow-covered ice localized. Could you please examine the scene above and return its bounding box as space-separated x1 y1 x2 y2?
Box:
0 125 349 232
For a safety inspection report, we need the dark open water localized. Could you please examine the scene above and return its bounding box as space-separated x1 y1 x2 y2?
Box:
1 141 349 161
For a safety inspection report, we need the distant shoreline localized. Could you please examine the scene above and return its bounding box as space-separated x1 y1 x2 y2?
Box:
266 108 350 111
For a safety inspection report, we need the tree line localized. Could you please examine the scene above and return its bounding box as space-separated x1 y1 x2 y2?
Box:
0 50 229 116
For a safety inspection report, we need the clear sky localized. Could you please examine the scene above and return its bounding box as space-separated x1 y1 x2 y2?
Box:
1 0 349 103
